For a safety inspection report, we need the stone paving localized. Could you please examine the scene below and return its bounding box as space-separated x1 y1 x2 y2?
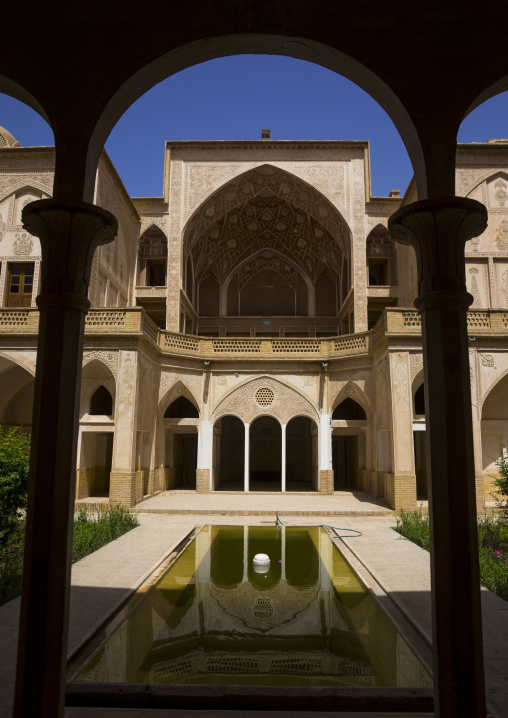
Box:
133 488 395 515
0 495 507 717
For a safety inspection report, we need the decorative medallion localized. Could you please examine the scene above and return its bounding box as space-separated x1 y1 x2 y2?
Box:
255 387 274 406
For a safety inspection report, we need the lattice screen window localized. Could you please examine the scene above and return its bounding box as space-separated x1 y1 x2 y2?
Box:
255 388 274 406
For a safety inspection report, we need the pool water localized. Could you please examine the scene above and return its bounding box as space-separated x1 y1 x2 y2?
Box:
77 525 432 688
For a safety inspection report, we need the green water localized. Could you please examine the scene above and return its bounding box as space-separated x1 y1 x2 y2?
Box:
77 526 431 687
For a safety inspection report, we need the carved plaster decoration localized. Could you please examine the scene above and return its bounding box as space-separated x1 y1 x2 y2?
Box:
83 351 119 378
468 267 482 308
212 376 318 424
332 381 370 414
496 220 508 250
159 372 201 409
501 270 508 304
409 353 424 383
13 232 34 257
391 355 409 404
494 178 508 207
0 215 5 241
480 353 495 368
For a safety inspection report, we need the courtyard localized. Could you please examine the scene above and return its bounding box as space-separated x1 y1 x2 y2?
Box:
0 493 507 717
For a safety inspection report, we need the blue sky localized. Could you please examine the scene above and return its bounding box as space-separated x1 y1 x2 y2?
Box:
1 55 507 198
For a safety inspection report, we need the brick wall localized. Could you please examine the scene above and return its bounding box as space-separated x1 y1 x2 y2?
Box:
319 470 334 494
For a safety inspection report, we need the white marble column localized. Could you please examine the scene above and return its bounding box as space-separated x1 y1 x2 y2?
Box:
244 422 250 492
198 420 213 472
281 423 287 492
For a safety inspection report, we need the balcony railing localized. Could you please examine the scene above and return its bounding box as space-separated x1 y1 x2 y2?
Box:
1 307 507 360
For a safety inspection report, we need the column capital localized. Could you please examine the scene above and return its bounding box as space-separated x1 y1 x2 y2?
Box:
22 198 118 302
388 197 487 297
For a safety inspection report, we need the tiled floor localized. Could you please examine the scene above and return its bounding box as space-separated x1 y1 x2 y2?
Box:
1 495 506 717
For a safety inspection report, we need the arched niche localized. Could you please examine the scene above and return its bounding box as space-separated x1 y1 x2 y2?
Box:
286 415 318 490
164 396 199 419
315 271 337 316
79 360 116 420
332 397 366 421
183 164 352 325
198 273 219 316
137 225 168 287
90 385 113 416
481 373 508 477
366 224 397 287
0 355 34 429
213 415 245 490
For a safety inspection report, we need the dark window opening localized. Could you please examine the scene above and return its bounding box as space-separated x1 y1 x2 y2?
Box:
165 396 199 419
90 385 113 415
332 398 366 420
414 383 425 415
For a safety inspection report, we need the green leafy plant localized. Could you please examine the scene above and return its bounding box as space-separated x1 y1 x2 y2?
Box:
394 509 508 602
1 502 139 606
489 445 508 511
0 427 30 542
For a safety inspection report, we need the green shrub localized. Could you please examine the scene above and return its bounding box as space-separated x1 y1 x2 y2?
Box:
394 508 430 551
490 445 508 511
0 427 30 544
394 509 508 602
72 506 139 563
0 504 138 606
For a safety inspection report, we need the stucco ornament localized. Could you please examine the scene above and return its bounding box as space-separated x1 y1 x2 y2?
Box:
212 376 318 424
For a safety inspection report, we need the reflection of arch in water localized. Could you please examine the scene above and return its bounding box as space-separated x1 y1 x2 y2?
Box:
285 528 320 590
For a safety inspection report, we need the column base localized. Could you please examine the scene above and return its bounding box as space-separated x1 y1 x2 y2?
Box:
196 469 211 493
319 470 334 495
109 471 137 507
386 473 417 511
75 469 89 499
475 472 486 511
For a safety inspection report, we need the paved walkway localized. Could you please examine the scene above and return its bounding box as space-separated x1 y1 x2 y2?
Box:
133 488 395 515
0 505 506 717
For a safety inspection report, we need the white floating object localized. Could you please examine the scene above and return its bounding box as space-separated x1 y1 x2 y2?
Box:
253 553 270 573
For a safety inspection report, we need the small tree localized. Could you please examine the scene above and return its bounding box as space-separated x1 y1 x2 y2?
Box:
490 445 508 512
0 427 31 543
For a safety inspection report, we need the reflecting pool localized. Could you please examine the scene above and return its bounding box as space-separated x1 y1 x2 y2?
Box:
77 526 432 687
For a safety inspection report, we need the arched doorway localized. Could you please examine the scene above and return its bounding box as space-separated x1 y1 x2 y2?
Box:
481 374 508 501
249 416 282 491
213 415 245 491
412 380 428 499
286 416 318 492
164 395 199 490
77 360 116 500
331 398 367 491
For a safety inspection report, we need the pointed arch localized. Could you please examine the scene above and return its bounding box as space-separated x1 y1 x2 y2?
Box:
212 375 318 425
160 379 200 416
90 385 113 415
79 359 116 419
332 382 371 416
183 163 352 260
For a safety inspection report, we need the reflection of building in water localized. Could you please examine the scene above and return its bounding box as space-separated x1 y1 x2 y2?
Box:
3 126 508 506
79 527 431 688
